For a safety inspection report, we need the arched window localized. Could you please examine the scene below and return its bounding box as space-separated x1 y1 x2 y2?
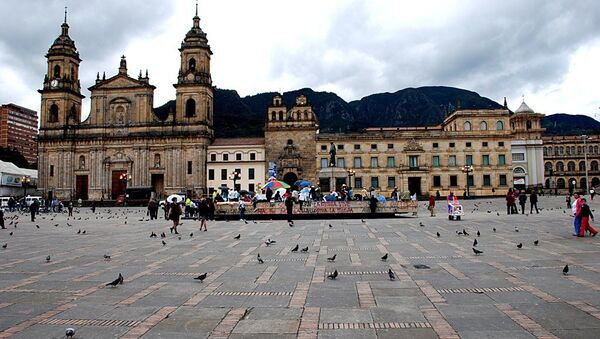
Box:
271 112 276 121
566 147 571 155
594 146 598 154
53 65 61 78
579 161 586 172
592 161 599 171
513 167 526 174
577 146 582 155
526 120 532 130
207 101 211 118
49 104 59 122
567 161 576 171
560 147 564 155
556 162 564 172
463 121 471 131
79 155 85 169
544 162 553 172
581 178 587 189
154 154 161 168
496 121 504 130
185 98 196 117
304 111 309 120
548 146 552 155
592 177 600 187
557 178 566 188
69 105 77 121
70 66 75 79
188 58 196 71
545 178 550 189
278 111 283 121
479 121 487 130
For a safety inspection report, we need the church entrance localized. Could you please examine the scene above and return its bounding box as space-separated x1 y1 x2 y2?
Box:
408 177 422 196
283 172 298 188
151 174 164 199
75 175 88 200
111 170 126 199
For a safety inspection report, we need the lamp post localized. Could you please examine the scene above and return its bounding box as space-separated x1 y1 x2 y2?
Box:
119 173 131 194
21 176 31 199
229 171 240 191
346 169 355 188
461 165 474 198
581 135 591 194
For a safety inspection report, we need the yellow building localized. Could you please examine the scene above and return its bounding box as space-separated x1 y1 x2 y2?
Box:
207 138 266 194
543 135 600 193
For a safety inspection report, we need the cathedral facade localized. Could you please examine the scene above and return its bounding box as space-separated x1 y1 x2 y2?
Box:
38 10 213 200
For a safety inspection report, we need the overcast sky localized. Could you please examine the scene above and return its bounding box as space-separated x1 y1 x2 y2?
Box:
1 0 600 120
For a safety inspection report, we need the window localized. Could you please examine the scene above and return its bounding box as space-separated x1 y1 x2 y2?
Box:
49 104 59 122
355 177 362 189
354 144 360 150
387 157 395 168
208 169 214 180
53 64 61 78
221 169 227 180
513 167 526 175
210 153 216 161
248 168 255 180
592 161 599 171
235 168 241 177
409 156 419 169
578 146 582 155
371 144 377 150
545 162 553 172
235 153 242 161
499 141 505 147
466 142 472 148
498 154 506 165
482 155 489 166
449 155 457 167
387 144 394 149
482 142 488 147
496 121 504 130
250 153 256 161
556 178 565 188
50 165 54 177
579 161 586 172
499 174 507 186
464 121 472 131
337 144 344 150
450 175 458 186
187 161 193 174
222 153 229 161
449 142 455 148
556 161 564 172
371 177 379 188
433 143 439 148
568 161 576 171
467 175 474 187
321 158 329 168
249 183 255 192
371 157 378 168
321 145 327 151
279 111 283 121
185 98 196 117
526 120 532 130
432 156 440 167
337 158 345 168
188 58 196 71
354 157 362 168
271 112 276 121
388 176 396 188
483 175 491 186
512 153 525 162
480 121 487 130
466 155 473 166
433 175 441 187
79 155 85 169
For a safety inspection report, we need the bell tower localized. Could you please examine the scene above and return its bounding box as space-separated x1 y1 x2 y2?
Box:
39 7 84 130
173 2 213 131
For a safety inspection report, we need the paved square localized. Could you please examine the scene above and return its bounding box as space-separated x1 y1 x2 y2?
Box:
1 196 600 338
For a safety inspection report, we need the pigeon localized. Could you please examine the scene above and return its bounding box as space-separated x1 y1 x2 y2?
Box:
473 239 478 246
161 232 166 238
46 255 51 263
301 246 309 253
65 328 75 338
194 272 207 281
477 230 480 237
267 239 276 244
103 254 111 260
77 229 81 234
327 269 338 280
106 273 124 287
419 222 424 227
150 232 157 238
517 243 523 249
35 225 40 229
327 254 337 262
436 232 440 237
463 229 469 236
190 233 193 237
472 248 483 255
388 268 396 280
493 228 497 232
257 253 264 264
329 224 333 228
381 253 388 261
456 230 464 236
162 240 167 246
563 264 569 275
534 240 539 246
515 226 519 232
361 219 365 223
178 236 182 240
234 234 241 240
82 230 86 234
2 243 6 249
496 212 500 216
291 244 299 252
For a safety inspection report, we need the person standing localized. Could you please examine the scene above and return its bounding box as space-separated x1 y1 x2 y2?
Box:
7 197 15 212
0 208 5 229
566 194 572 209
266 186 273 202
506 189 515 215
530 191 539 214
369 195 378 215
390 187 398 201
30 199 39 222
428 193 436 217
238 199 246 222
198 198 209 231
91 201 96 214
284 193 294 225
518 191 527 214
572 193 583 236
67 200 74 217
148 198 158 220
591 188 596 201
207 197 215 220
168 197 182 234
579 198 597 237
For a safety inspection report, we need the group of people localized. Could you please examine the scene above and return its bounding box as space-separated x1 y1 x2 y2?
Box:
158 196 214 234
505 188 539 215
570 193 597 237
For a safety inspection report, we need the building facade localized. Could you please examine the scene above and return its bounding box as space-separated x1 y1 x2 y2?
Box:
542 135 600 193
0 104 39 164
37 9 213 201
207 138 265 194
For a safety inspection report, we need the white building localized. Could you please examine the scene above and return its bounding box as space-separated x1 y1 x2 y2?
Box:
510 101 545 189
0 160 38 197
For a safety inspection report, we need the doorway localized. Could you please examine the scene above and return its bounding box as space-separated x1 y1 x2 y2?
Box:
75 175 89 200
151 174 164 199
111 170 126 199
283 172 298 188
408 177 422 196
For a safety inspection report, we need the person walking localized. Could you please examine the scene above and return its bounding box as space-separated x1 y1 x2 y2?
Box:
91 201 96 213
530 191 539 214
506 189 515 215
198 198 209 231
284 193 294 225
390 187 399 201
0 208 5 229
572 193 583 236
168 197 183 234
67 200 74 217
369 195 378 215
591 188 596 201
428 193 436 217
566 194 572 209
579 198 598 237
148 198 158 220
30 199 39 222
207 197 215 220
518 191 527 214
238 199 246 222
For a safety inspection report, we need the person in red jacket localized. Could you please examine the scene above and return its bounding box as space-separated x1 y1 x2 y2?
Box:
579 198 598 237
506 188 515 215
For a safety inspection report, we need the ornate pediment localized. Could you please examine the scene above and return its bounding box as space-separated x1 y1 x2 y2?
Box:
403 139 424 152
89 74 151 91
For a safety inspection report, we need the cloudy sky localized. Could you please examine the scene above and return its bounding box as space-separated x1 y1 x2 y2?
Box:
1 0 600 120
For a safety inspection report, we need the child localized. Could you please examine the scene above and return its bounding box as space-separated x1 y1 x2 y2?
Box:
579 198 598 237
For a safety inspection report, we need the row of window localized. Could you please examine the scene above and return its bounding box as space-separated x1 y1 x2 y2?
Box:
320 154 507 169
270 110 313 121
320 141 505 152
209 152 257 162
352 174 508 189
462 120 505 131
545 160 600 173
544 145 599 156
208 168 256 181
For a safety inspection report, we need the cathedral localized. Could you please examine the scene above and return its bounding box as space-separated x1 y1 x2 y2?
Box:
38 8 213 200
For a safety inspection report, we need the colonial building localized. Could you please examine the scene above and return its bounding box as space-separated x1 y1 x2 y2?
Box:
542 135 600 192
0 104 39 164
207 138 265 194
37 8 213 200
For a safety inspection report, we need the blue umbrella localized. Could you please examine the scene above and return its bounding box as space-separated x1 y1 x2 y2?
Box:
295 180 312 188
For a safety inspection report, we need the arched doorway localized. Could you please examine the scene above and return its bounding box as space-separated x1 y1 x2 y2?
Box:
283 172 298 188
592 177 600 188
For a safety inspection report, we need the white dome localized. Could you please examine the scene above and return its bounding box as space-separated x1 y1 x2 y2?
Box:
515 101 535 114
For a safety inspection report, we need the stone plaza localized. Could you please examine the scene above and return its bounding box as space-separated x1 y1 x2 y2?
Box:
1 196 600 338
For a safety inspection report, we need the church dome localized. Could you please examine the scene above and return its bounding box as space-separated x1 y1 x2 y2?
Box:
515 101 535 114
181 12 211 51
47 22 80 60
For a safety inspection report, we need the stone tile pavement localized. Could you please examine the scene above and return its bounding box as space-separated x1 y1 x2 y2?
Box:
1 195 600 338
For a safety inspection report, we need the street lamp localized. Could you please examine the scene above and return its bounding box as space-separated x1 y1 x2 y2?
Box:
21 176 31 198
461 165 474 198
119 173 131 194
581 135 591 194
346 169 355 188
229 171 240 191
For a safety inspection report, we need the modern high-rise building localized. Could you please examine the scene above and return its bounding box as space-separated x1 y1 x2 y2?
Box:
0 103 39 165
